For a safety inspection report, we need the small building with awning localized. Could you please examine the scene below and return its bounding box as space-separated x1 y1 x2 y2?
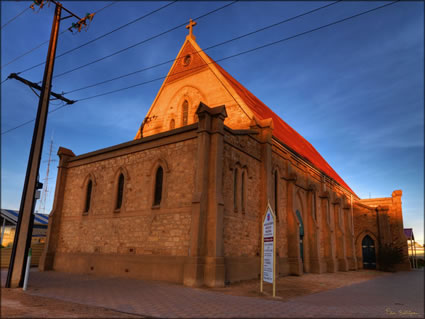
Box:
404 228 424 268
1 209 49 247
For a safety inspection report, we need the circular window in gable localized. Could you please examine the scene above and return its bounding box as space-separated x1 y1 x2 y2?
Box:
183 54 192 66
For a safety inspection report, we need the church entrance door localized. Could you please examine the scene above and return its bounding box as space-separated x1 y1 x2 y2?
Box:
362 235 376 269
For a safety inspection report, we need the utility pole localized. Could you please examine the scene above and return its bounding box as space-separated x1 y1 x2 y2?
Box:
6 0 90 288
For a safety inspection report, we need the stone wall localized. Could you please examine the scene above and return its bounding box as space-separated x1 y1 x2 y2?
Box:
353 202 378 268
222 131 262 258
221 131 262 282
356 192 410 270
57 139 197 257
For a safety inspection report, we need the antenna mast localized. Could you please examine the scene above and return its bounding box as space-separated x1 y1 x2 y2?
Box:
39 137 55 214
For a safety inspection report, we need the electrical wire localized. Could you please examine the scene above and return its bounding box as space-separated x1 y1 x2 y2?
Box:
94 1 117 15
34 1 238 79
56 1 176 59
1 1 117 70
16 1 177 74
1 119 37 135
73 0 400 102
1 7 30 30
64 0 342 95
1 30 68 70
1 101 68 135
1 0 400 136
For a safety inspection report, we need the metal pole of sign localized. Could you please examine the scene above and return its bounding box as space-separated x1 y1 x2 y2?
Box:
260 228 264 293
413 238 418 269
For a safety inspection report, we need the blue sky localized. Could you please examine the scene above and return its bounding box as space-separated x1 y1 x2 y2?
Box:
1 1 424 243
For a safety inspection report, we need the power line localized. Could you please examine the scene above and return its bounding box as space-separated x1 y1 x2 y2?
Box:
1 119 37 135
56 1 176 59
1 101 68 135
74 0 399 102
1 1 117 70
2 0 400 136
38 1 238 79
1 30 68 70
64 0 342 95
1 7 29 30
94 1 117 15
16 1 176 74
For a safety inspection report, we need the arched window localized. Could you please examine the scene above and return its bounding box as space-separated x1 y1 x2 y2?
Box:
296 210 304 262
170 119 175 129
116 173 124 210
233 168 238 212
154 166 163 206
241 171 246 213
326 200 331 224
84 180 92 213
274 170 278 220
182 100 188 126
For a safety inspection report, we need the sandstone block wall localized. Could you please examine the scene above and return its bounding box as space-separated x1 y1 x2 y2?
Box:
222 132 262 258
353 203 378 268
57 139 197 257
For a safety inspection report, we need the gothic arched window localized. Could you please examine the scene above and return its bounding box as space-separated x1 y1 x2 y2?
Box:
116 173 124 210
327 200 331 224
241 171 245 213
233 168 238 212
154 166 163 206
274 170 278 220
182 100 188 126
170 119 175 129
84 180 92 213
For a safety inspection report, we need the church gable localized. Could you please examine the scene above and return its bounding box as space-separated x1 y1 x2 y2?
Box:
137 36 255 138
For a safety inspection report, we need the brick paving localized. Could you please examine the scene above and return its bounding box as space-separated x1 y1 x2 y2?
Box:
1 269 423 318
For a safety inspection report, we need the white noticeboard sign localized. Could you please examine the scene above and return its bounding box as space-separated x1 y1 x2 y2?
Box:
263 209 274 283
261 204 276 296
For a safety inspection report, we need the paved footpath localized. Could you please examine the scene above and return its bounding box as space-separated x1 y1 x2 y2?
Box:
2 269 423 318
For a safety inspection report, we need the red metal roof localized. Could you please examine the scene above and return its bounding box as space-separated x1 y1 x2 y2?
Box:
211 59 355 195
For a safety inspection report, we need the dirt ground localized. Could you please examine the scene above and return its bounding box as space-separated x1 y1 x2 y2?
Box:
1 270 386 318
1 288 142 318
205 269 388 301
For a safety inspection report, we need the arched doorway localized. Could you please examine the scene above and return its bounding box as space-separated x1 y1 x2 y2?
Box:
362 235 376 269
296 210 304 262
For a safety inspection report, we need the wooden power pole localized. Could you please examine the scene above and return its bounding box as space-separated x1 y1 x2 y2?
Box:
6 0 88 288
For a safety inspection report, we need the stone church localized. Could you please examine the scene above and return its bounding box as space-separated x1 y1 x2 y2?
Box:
40 22 410 287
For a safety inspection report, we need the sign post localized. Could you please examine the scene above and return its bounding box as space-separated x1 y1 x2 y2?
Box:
260 203 276 297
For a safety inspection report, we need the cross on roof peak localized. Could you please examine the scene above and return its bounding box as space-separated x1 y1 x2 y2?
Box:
186 19 197 40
